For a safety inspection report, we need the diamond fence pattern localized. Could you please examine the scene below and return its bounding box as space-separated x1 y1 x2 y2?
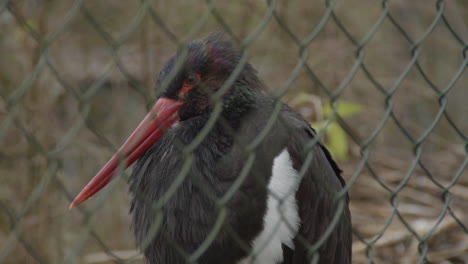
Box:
0 0 467 263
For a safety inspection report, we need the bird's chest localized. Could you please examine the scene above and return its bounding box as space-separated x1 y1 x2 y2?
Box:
131 126 300 263
164 148 301 264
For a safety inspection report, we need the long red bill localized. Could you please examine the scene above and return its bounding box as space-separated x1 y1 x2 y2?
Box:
69 97 183 208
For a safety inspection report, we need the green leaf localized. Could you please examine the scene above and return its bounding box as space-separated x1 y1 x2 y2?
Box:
324 100 364 118
311 121 349 161
25 19 39 31
325 122 349 161
311 120 327 132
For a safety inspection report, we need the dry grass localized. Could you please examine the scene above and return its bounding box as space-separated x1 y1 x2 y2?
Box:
0 0 467 263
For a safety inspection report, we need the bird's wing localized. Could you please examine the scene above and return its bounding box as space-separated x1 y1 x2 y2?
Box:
280 105 352 264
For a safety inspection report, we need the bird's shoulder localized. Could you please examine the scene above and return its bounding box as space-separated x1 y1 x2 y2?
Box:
279 102 344 184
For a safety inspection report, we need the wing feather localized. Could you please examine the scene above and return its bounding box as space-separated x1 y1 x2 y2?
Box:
280 105 352 264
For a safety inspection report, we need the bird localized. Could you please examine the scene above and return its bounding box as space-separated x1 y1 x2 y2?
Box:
70 33 352 264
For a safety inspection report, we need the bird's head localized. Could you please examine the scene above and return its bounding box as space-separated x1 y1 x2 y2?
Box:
158 33 262 120
70 33 262 208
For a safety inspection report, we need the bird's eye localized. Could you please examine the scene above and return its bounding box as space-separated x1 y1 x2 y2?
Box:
185 74 200 86
180 73 201 96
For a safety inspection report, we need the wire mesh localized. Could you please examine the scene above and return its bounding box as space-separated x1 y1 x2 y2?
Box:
0 0 467 263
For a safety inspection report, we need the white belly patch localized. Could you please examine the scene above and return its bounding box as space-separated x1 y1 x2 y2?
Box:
239 149 301 264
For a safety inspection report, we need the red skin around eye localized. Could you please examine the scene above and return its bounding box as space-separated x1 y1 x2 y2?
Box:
179 74 201 96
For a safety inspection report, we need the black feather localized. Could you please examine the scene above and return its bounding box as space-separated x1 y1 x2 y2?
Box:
129 34 351 264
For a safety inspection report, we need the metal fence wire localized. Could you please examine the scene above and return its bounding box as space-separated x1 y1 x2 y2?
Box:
0 0 467 263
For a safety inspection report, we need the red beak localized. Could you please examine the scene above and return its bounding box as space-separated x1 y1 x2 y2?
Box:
69 97 184 208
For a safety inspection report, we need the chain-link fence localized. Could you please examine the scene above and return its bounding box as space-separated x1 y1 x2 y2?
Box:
0 0 467 263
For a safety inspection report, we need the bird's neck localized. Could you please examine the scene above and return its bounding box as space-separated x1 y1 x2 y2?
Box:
222 88 256 120
221 72 264 125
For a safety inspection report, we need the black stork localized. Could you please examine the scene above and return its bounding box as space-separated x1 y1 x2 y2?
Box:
70 33 352 264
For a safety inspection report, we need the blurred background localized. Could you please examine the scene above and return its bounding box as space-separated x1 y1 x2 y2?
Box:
0 0 467 263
